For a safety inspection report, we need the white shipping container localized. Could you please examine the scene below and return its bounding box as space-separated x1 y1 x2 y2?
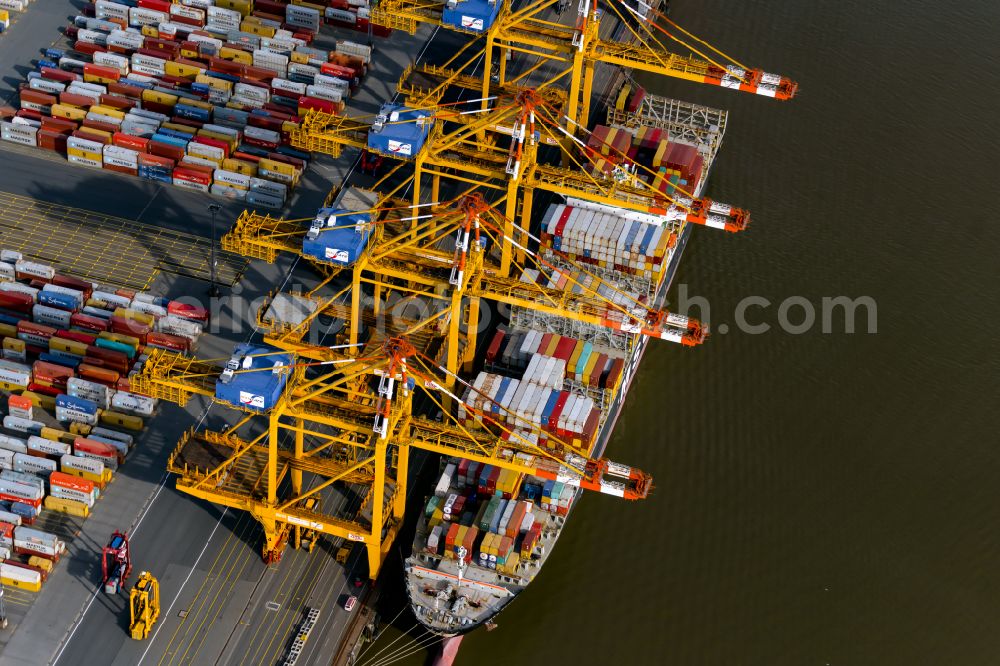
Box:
0 261 14 281
0 361 31 388
29 77 67 95
187 142 225 162
51 484 96 507
0 449 12 471
0 509 20 526
55 407 99 427
128 299 167 318
0 281 37 300
103 145 139 169
95 0 128 21
0 478 43 502
92 290 131 309
270 78 306 96
93 51 130 75
336 40 372 63
0 562 40 585
61 453 105 476
27 436 71 457
110 391 155 417
67 136 104 154
32 305 71 329
14 453 57 476
1 122 38 148
91 427 132 447
76 29 108 46
131 53 166 75
128 7 168 27
0 435 27 455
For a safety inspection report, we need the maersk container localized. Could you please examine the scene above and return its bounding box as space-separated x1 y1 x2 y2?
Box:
0 476 43 502
2 416 43 436
13 453 56 477
14 526 63 560
0 435 27 455
111 390 155 417
27 436 70 457
91 427 132 448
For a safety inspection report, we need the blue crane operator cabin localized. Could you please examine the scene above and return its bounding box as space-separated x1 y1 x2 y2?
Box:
215 343 291 411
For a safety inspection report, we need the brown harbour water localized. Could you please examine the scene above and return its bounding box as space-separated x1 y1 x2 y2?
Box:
365 0 1000 663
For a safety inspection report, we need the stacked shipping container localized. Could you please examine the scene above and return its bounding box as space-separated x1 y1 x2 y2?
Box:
3 0 379 208
586 124 705 196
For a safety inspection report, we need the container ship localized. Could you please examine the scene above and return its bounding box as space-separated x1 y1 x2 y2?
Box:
404 90 730 635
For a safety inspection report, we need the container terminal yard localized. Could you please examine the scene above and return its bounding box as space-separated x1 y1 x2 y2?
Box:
0 0 794 664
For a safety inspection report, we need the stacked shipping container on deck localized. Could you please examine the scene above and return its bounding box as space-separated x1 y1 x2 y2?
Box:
2 0 378 208
586 124 705 197
421 459 555 577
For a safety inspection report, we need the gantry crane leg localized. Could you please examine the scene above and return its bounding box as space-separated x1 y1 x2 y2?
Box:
463 296 480 372
393 442 409 520
292 419 304 549
366 437 388 578
349 258 366 350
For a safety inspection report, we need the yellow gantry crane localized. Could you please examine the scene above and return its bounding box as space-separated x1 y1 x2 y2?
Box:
132 334 652 578
368 0 798 127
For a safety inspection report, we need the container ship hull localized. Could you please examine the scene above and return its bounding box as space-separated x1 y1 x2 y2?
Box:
404 93 726 635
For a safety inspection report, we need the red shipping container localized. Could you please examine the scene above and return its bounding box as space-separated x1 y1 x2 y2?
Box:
139 0 172 12
232 150 262 164
108 82 145 99
147 331 189 353
207 57 243 76
168 116 204 130
54 329 97 346
83 64 120 82
82 119 119 135
167 301 208 323
40 116 78 134
191 135 229 157
242 65 274 82
84 346 130 372
99 94 137 112
173 168 211 186
142 101 175 116
70 313 109 333
265 152 305 171
110 316 150 341
148 140 185 162
73 437 120 463
113 132 149 152
26 382 61 397
134 149 168 171
51 274 93 298
33 360 75 383
15 109 43 123
19 89 57 111
0 292 33 313
41 67 79 84
72 129 112 145
59 92 95 108
19 320 56 340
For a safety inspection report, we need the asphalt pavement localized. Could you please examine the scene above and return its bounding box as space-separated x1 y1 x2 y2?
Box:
0 3 442 664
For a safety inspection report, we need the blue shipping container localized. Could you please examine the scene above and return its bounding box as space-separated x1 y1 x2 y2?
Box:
39 289 81 311
56 393 99 416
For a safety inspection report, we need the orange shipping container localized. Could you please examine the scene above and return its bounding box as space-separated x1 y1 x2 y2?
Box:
49 470 95 494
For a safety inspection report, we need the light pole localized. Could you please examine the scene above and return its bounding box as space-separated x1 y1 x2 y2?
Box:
207 203 221 297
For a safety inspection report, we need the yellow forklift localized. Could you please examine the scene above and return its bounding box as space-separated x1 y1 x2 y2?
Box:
129 572 160 640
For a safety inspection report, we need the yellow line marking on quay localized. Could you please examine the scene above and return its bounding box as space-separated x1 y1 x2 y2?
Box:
243 540 330 666
0 191 248 290
156 513 258 666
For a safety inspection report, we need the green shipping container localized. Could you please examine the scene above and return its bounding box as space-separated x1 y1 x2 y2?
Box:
479 496 502 531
